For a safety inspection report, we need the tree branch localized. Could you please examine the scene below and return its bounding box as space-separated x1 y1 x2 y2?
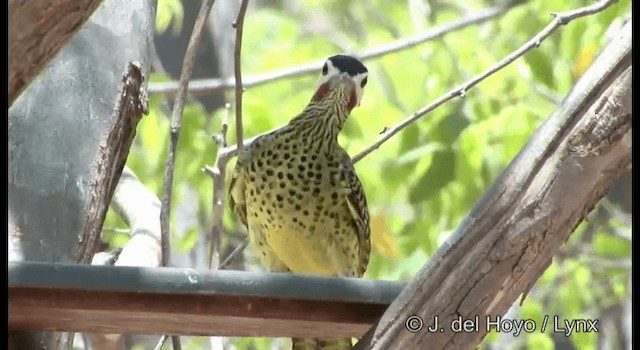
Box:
74 62 149 263
159 0 216 267
205 104 231 270
8 0 104 106
147 3 523 97
108 166 162 268
352 0 619 163
158 1 216 350
355 16 630 350
233 0 250 155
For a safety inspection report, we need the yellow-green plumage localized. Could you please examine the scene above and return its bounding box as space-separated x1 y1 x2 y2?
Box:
229 71 371 349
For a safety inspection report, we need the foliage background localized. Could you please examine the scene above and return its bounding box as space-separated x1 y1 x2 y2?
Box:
103 0 632 349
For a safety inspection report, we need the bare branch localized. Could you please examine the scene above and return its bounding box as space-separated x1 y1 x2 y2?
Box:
352 0 619 163
158 1 216 350
233 0 250 154
153 335 169 350
74 62 149 263
147 3 522 97
110 166 162 267
207 104 231 270
159 0 216 266
220 237 250 269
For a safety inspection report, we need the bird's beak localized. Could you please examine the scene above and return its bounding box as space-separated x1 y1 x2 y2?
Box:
311 72 358 111
327 72 354 90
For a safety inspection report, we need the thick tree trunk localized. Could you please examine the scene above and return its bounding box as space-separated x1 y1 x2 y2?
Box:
8 0 156 348
356 20 631 350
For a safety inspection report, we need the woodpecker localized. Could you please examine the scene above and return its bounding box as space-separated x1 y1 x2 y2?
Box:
229 54 371 350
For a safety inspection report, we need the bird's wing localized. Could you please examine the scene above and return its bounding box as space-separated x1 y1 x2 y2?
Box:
228 158 248 227
338 151 371 276
228 132 278 227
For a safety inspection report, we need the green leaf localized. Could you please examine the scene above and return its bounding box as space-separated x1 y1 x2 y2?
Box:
409 148 456 204
178 227 199 252
593 233 632 259
430 111 470 146
156 0 184 35
527 333 554 350
524 48 555 89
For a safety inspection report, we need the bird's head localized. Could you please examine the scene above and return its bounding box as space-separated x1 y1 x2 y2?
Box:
311 55 368 112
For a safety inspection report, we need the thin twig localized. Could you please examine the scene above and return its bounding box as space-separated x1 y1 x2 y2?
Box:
207 104 231 269
154 335 168 350
159 0 216 269
233 0 249 154
148 3 521 96
352 0 619 163
158 0 216 349
220 236 250 269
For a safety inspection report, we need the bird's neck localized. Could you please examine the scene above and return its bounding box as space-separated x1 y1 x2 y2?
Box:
288 99 351 153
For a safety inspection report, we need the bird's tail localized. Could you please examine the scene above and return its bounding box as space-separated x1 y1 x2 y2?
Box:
291 337 353 350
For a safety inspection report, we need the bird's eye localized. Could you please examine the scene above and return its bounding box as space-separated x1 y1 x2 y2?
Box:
321 63 328 75
361 77 368 87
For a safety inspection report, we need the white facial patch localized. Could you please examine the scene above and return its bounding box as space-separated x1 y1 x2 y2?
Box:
317 59 369 107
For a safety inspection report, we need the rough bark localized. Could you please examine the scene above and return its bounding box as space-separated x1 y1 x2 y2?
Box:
8 0 104 106
8 0 156 348
356 20 631 350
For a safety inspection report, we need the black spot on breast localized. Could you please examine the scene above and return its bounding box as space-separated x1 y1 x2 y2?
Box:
266 169 274 176
298 164 305 172
276 195 283 202
301 156 307 162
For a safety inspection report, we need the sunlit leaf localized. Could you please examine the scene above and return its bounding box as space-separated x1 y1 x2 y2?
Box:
371 214 400 258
